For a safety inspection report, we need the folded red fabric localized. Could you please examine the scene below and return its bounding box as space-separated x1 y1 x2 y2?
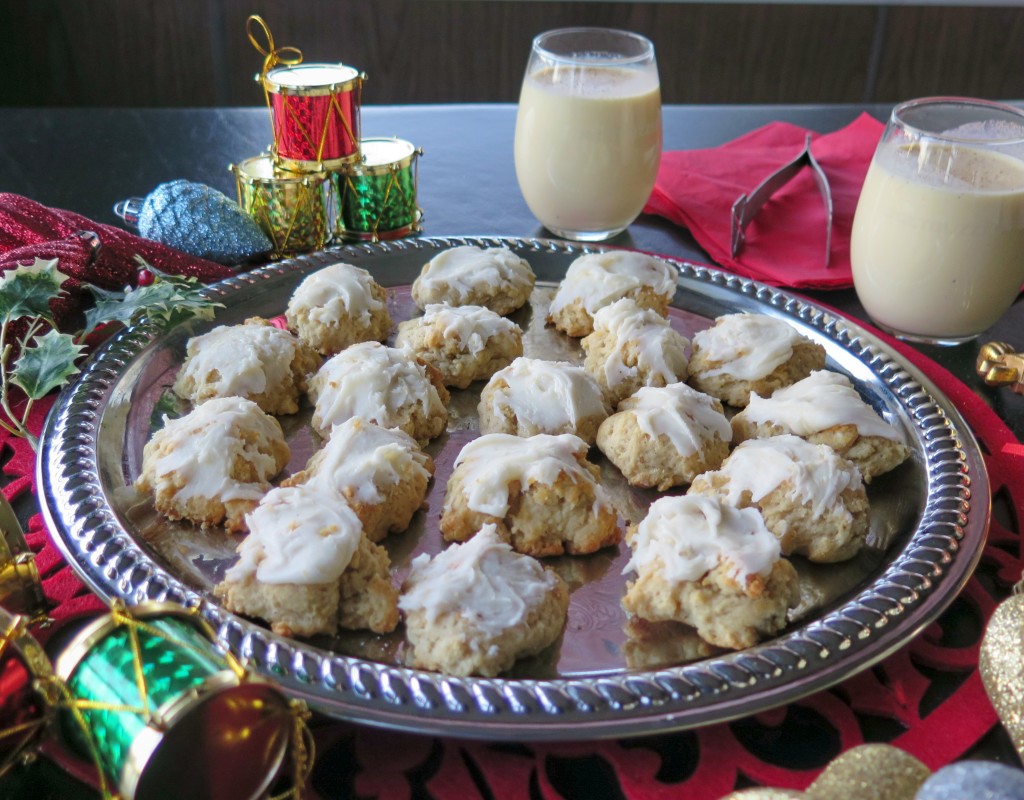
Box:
644 113 884 289
0 193 235 331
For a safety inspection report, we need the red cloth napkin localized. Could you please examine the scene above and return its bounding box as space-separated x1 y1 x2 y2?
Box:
644 113 884 289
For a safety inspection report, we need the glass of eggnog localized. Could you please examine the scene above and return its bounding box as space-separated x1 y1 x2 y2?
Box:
851 97 1024 345
514 28 662 242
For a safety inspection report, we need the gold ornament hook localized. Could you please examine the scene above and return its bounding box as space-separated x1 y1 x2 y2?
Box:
976 341 1024 394
246 15 303 110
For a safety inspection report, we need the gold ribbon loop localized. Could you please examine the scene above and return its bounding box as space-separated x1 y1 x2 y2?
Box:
247 15 304 108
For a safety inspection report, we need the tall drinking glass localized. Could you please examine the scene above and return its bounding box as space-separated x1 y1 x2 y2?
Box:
514 28 662 242
850 97 1024 345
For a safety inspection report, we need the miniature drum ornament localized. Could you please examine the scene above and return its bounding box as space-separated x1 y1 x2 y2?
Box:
53 603 293 800
337 136 423 242
0 610 52 780
264 62 363 170
232 154 337 256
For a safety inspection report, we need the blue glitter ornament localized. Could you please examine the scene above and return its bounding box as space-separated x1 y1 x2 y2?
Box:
132 180 272 265
916 761 1024 800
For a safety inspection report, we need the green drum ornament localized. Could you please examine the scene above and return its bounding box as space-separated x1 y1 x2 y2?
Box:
336 136 423 242
53 602 294 800
232 154 337 256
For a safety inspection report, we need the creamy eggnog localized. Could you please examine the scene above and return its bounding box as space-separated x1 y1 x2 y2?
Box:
851 142 1024 341
514 65 662 239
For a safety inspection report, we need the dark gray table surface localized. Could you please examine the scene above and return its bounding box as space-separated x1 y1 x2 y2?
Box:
0 103 1021 796
2 103 1021 436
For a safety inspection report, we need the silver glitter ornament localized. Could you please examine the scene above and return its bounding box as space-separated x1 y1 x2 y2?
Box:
132 179 272 264
916 761 1024 800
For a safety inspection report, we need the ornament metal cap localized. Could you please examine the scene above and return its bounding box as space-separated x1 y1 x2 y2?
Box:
0 494 49 625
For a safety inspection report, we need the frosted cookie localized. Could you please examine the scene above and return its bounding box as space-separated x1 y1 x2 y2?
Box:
411 245 535 315
173 318 320 415
596 383 731 491
688 435 870 562
399 524 569 676
394 304 523 389
285 262 392 355
440 433 621 557
478 357 609 445
581 297 690 407
214 483 399 637
622 494 800 650
547 251 678 337
135 396 289 533
687 313 826 408
730 370 910 482
283 417 434 542
308 341 449 443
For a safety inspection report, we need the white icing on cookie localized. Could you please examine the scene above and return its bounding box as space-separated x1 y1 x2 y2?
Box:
401 304 519 357
483 357 607 432
146 396 285 503
309 341 445 432
616 383 731 456
549 251 677 315
399 524 558 637
310 417 432 504
625 494 780 584
714 435 862 518
741 370 903 441
286 262 386 326
692 313 807 381
452 433 612 518
589 298 689 388
414 246 534 301
225 483 362 585
176 323 301 399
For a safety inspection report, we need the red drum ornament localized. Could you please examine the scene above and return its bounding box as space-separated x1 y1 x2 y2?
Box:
0 610 53 780
264 63 365 171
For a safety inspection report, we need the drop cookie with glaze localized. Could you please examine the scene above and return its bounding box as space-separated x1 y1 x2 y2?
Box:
730 370 910 482
622 494 800 650
395 304 523 389
547 250 678 337
440 433 621 557
399 524 569 677
687 313 826 408
135 396 290 533
411 245 535 316
214 482 399 637
478 357 609 445
285 262 392 355
688 434 870 562
173 318 320 415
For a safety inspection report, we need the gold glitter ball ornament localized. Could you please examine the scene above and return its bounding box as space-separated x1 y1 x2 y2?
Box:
805 744 930 800
980 591 1024 761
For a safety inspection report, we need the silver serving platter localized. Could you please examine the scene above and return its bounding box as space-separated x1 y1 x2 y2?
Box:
39 236 989 740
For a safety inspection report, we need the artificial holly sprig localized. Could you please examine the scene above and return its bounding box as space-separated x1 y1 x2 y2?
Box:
0 256 220 448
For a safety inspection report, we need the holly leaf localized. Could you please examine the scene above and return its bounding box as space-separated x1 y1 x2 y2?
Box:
0 258 70 322
11 329 86 399
82 268 220 337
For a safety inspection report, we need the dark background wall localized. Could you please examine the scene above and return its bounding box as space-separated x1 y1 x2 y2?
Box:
2 1 1022 108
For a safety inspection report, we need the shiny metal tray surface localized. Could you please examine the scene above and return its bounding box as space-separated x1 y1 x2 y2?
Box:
39 236 989 740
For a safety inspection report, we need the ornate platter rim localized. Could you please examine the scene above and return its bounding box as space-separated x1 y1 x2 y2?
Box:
38 235 989 741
